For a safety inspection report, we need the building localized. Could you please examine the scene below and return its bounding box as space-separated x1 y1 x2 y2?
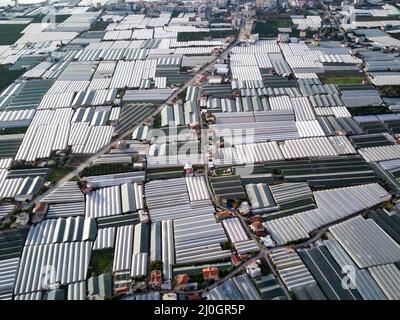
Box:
163 292 178 300
150 270 162 288
277 32 289 43
260 235 276 248
231 254 241 267
250 221 267 236
202 267 220 281
246 263 262 278
217 210 233 219
187 293 201 300
175 274 190 290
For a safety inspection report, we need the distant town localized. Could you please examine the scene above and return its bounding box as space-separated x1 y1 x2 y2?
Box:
0 0 400 301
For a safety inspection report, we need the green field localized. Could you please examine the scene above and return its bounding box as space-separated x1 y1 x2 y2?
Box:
0 65 24 92
177 29 238 41
47 166 73 182
89 250 114 276
389 32 400 40
356 15 400 21
89 20 110 31
320 73 365 85
348 106 392 117
0 126 28 136
378 85 400 97
0 24 26 45
254 19 293 38
79 163 139 178
31 14 71 23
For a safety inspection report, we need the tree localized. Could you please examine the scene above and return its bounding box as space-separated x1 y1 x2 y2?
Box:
150 260 163 272
271 168 282 176
221 241 232 250
153 113 161 128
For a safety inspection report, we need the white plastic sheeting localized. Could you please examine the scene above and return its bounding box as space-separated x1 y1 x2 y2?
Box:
82 126 114 154
145 178 190 210
292 97 316 121
314 106 352 118
0 176 42 200
296 120 325 137
67 281 86 300
121 182 144 213
0 258 19 300
148 201 215 223
22 62 53 78
0 159 12 170
358 145 400 163
147 154 206 169
269 182 313 207
279 136 356 160
329 136 357 155
160 102 199 127
161 220 174 280
85 185 122 219
175 47 218 55
41 181 84 204
264 216 310 245
85 171 145 188
113 225 134 272
269 96 293 111
14 241 92 294
245 183 276 211
25 217 96 246
0 169 8 186
266 183 391 245
214 141 284 166
231 65 263 81
231 40 280 54
0 178 22 199
368 264 400 300
93 61 116 78
68 122 91 153
15 110 74 161
14 292 43 300
93 227 116 251
131 253 148 278
46 202 85 218
173 213 229 265
110 61 136 88
48 80 90 94
269 248 316 291
222 217 249 243
207 274 262 300
292 16 322 30
370 72 400 86
0 204 14 220
185 176 209 202
234 240 260 255
38 92 75 110
295 183 391 234
329 216 400 269
0 109 35 128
